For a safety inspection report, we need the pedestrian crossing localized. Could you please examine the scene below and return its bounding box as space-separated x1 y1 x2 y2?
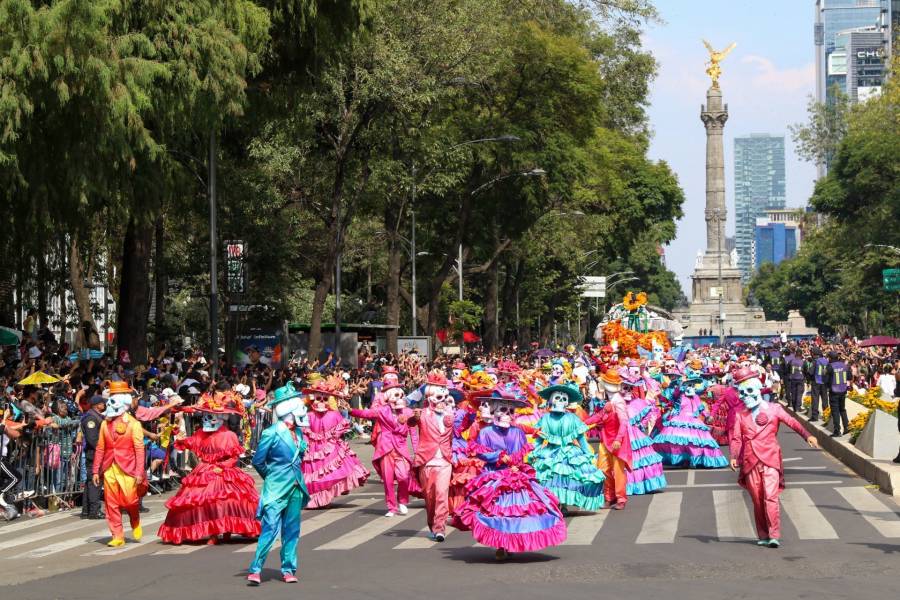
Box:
2 485 899 571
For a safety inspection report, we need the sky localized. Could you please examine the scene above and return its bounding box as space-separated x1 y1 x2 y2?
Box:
643 0 817 298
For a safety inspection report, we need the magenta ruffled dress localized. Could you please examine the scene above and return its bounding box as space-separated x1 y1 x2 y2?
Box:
455 425 567 553
652 393 728 469
302 410 370 508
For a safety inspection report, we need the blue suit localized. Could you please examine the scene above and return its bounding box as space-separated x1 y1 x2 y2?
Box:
248 421 309 575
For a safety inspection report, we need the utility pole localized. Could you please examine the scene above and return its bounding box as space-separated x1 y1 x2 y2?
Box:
411 165 417 336
457 244 463 301
208 130 218 379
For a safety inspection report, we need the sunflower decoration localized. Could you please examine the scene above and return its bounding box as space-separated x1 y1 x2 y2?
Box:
622 291 648 311
461 369 495 393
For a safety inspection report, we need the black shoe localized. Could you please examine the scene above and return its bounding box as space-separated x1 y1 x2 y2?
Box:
89 512 106 520
139 506 150 513
830 432 843 438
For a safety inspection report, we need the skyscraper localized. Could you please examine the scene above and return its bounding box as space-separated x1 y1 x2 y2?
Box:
814 1 892 176
733 134 786 280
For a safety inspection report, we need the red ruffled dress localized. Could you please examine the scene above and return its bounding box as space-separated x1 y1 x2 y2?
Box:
303 410 370 508
158 428 260 544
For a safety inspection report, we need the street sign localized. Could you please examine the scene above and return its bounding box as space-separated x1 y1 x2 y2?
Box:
579 276 606 298
225 240 247 294
883 268 900 291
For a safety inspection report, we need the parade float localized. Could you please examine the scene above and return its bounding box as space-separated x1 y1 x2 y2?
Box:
593 291 683 359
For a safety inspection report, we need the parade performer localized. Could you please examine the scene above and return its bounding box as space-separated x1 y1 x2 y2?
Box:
620 373 666 496
247 383 310 585
350 382 416 517
653 371 728 468
92 381 146 547
409 372 454 541
529 383 606 512
448 388 482 516
456 392 566 560
585 371 633 509
730 367 819 548
301 376 370 508
159 391 259 545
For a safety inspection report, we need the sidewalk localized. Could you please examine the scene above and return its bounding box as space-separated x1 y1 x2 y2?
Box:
784 397 900 497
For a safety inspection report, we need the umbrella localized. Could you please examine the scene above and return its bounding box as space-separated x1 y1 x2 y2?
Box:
533 348 555 359
18 371 61 386
858 336 900 348
0 326 22 346
68 349 105 361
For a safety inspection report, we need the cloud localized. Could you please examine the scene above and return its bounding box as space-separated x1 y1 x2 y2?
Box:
740 55 815 93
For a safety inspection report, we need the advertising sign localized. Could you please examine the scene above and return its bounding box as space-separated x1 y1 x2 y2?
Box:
234 322 284 369
225 240 246 294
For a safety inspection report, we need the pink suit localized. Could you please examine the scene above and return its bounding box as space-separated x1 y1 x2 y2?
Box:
350 405 417 513
410 409 454 535
729 402 810 540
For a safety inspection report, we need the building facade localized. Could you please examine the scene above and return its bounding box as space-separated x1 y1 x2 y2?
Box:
753 210 803 270
733 134 786 281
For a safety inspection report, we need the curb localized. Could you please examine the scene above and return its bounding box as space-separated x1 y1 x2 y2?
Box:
784 401 900 497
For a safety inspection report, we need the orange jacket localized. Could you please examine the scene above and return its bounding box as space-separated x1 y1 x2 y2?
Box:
92 414 145 479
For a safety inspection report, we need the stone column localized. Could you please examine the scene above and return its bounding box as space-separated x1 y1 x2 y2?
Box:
701 86 728 260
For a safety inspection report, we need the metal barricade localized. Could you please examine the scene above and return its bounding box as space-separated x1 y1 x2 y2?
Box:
6 421 83 508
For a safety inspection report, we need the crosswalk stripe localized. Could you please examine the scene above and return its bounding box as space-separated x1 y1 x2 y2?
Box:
835 488 900 537
88 535 160 556
636 492 683 544
4 519 99 551
153 542 207 555
0 511 74 535
393 526 456 549
315 509 422 550
562 511 610 545
9 514 166 559
780 488 838 539
234 498 380 553
713 490 756 540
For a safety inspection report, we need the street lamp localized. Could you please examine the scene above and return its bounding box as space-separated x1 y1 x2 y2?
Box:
470 168 546 196
208 131 219 378
711 207 726 344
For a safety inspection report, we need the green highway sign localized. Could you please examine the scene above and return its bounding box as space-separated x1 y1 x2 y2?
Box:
884 268 900 291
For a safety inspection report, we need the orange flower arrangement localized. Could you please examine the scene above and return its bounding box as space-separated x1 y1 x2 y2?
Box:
601 319 671 359
621 291 648 311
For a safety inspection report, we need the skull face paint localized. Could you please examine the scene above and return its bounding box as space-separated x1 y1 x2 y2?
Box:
424 384 450 414
201 412 225 432
549 391 569 413
311 396 330 413
492 402 513 428
451 368 463 381
478 401 492 422
550 364 564 380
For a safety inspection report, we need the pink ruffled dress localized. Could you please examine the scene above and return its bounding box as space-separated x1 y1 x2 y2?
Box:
455 425 567 553
302 409 370 508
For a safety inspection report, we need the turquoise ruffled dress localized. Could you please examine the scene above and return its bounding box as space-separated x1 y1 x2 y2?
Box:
527 412 606 511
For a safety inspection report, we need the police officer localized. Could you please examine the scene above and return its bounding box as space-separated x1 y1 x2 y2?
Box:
786 347 806 412
768 347 785 402
826 352 850 438
80 395 105 519
809 348 830 422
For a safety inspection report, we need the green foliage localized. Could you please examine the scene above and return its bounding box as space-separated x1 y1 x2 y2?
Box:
448 300 483 342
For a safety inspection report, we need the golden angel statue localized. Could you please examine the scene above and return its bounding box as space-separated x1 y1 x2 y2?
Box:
702 40 737 88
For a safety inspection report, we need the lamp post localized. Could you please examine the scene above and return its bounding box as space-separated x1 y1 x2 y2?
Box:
713 207 725 345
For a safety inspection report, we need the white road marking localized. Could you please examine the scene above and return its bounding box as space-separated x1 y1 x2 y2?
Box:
234 498 379 553
9 514 165 559
3 519 99 551
783 457 803 462
393 526 456 549
315 509 422 550
784 465 828 470
87 535 160 556
0 512 74 535
686 470 696 486
836 487 900 537
636 492 683 544
780 488 838 539
562 511 610 545
713 490 756 540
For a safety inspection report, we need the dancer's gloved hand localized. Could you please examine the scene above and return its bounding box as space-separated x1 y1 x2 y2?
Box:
729 459 738 471
806 436 819 449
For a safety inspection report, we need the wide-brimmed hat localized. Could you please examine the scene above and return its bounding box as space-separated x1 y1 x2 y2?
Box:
732 366 759 384
196 390 245 416
269 382 303 408
106 381 135 396
599 370 622 386
303 374 348 399
538 382 583 405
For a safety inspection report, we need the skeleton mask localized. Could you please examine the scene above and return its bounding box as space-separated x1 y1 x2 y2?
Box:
492 402 513 428
478 401 492 422
664 359 676 372
201 412 225 432
104 393 132 419
311 396 330 413
549 391 569 413
738 377 765 413
550 364 564 379
451 368 463 381
425 384 450 413
628 365 641 379
384 387 407 410
602 380 621 395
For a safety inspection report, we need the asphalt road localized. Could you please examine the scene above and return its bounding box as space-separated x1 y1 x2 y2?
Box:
2 430 898 600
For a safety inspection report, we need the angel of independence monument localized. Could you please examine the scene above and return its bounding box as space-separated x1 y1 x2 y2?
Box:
673 42 816 339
